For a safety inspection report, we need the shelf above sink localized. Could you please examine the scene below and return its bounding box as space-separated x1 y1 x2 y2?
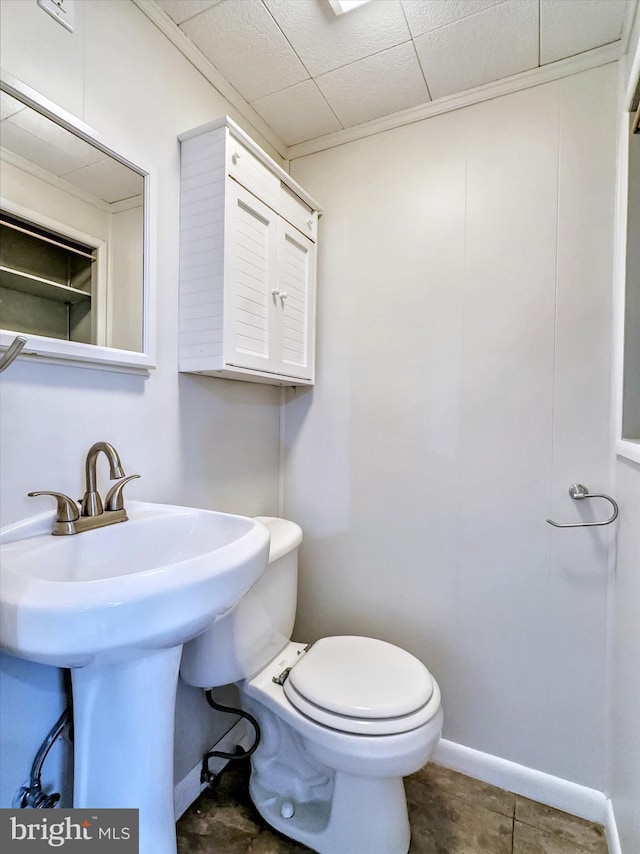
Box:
0 265 92 304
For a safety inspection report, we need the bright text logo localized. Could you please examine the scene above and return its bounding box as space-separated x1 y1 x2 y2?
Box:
0 809 138 851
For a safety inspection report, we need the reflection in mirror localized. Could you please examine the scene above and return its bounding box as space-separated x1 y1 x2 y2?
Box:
622 94 640 444
0 74 154 372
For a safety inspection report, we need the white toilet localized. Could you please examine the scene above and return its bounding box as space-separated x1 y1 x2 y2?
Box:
180 517 443 854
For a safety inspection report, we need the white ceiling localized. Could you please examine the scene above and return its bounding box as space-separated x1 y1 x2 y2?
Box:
0 92 144 205
154 0 632 147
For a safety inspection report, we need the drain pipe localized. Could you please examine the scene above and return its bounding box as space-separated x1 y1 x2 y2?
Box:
13 709 71 808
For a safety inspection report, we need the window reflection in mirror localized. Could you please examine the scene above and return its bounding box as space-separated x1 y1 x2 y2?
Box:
0 85 145 354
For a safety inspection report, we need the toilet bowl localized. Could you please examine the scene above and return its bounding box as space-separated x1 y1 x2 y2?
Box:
180 518 443 854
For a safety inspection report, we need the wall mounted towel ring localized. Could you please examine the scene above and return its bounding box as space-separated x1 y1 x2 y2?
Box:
0 336 27 373
546 484 619 528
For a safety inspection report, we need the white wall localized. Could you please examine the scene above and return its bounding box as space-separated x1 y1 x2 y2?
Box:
0 0 282 808
109 204 144 351
610 13 640 852
287 63 618 792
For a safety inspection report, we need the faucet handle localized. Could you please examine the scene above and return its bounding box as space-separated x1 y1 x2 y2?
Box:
104 475 141 511
28 491 80 522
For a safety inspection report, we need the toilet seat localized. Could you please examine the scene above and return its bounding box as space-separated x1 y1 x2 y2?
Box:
283 636 437 735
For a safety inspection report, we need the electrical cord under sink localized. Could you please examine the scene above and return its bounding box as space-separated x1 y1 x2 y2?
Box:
200 690 261 788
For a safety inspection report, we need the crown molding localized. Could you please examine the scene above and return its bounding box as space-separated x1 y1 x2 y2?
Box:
132 0 634 165
131 0 289 161
288 41 624 160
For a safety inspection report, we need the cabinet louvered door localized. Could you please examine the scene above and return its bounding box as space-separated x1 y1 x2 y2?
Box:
277 219 315 381
225 183 280 374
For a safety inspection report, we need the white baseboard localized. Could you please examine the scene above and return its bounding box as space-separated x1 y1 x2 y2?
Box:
173 720 249 820
433 739 624 851
434 739 624 852
174 730 623 853
433 738 608 824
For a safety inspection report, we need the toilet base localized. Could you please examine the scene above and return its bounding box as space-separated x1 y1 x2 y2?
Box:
250 769 411 854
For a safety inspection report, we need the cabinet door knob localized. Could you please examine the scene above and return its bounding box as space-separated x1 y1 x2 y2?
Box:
271 288 280 296
306 218 313 229
280 291 288 300
232 151 241 164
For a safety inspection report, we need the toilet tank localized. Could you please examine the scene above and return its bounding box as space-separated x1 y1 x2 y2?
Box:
179 517 302 688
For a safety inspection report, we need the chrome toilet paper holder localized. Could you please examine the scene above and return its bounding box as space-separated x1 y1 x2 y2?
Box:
547 483 619 528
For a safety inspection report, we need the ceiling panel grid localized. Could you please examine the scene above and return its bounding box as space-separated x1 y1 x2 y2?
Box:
154 0 632 146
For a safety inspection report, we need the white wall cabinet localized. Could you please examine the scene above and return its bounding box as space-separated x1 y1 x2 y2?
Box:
178 117 320 385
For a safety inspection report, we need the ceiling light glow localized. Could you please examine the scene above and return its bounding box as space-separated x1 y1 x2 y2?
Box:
327 0 373 16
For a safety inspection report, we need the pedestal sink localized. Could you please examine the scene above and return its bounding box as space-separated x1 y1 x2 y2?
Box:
0 501 270 854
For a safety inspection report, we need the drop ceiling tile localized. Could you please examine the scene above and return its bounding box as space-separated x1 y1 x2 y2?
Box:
4 107 104 173
316 41 430 128
414 0 538 100
0 122 93 177
180 0 309 102
540 0 628 65
79 157 145 197
263 0 410 77
8 104 101 166
401 0 506 38
156 0 222 26
0 92 25 121
64 164 137 204
251 80 342 146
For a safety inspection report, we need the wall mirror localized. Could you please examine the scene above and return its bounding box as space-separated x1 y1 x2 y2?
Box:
615 57 640 465
0 71 155 374
621 94 639 455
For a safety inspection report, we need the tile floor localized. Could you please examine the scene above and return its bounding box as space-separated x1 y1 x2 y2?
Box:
177 760 609 854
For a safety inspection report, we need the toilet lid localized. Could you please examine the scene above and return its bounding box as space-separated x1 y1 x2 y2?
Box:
284 636 434 726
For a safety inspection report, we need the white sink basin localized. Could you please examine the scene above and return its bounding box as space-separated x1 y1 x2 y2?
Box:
0 500 270 668
0 500 269 854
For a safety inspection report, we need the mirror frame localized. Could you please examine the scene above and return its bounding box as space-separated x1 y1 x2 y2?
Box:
0 70 156 375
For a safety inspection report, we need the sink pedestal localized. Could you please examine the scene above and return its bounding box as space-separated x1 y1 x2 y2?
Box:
72 646 183 854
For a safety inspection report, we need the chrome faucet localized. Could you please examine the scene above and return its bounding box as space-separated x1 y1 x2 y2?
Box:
28 442 140 536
